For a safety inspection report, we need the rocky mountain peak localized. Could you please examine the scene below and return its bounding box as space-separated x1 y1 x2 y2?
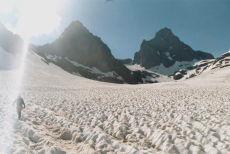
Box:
155 27 174 37
133 28 214 74
60 21 90 39
67 21 88 32
154 27 180 44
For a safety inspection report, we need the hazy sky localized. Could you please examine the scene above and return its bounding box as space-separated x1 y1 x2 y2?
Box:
1 0 229 58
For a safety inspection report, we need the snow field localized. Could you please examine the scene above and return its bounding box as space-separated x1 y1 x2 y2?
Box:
0 51 229 153
8 84 230 154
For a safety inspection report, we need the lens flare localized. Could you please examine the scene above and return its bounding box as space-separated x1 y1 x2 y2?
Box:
0 0 67 152
0 41 28 153
1 0 66 38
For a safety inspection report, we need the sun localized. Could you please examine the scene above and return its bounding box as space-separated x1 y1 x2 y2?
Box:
0 0 66 39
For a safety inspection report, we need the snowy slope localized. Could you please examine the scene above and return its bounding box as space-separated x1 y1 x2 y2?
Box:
126 64 172 83
149 59 198 75
125 59 200 78
0 51 229 154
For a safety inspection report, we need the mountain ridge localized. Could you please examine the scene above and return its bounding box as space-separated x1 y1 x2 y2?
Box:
34 21 148 84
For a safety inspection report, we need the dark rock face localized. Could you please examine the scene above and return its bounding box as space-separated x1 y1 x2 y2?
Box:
117 58 133 65
173 69 187 80
173 73 183 80
35 21 143 84
0 23 24 54
134 28 214 69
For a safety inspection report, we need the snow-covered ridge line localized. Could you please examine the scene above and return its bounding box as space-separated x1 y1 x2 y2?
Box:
45 53 172 84
45 54 124 82
172 51 230 80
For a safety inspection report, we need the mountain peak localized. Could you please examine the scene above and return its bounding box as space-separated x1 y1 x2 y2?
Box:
69 20 85 28
155 27 177 40
67 20 88 31
157 27 172 34
134 27 214 71
61 20 89 37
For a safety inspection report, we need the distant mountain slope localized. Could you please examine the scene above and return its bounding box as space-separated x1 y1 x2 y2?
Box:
0 46 17 70
0 23 24 55
0 23 24 70
172 50 230 80
133 28 214 75
34 21 147 84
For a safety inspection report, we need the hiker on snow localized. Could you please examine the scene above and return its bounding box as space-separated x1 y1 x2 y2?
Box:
14 96 25 120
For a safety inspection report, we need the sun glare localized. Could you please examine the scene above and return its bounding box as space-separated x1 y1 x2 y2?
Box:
1 0 66 38
0 0 15 14
0 1 66 152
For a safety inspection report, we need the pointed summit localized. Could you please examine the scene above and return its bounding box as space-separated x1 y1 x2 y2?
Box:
154 27 180 43
67 21 88 31
60 21 90 39
155 27 173 37
134 27 214 74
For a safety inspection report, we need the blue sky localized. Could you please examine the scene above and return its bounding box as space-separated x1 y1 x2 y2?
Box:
2 0 230 58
